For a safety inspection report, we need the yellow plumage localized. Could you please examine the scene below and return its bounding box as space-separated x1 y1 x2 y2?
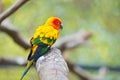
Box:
33 25 59 45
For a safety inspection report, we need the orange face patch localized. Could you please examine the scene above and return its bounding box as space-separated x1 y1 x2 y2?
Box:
52 18 62 29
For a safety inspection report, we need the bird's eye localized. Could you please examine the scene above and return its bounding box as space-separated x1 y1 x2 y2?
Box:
56 21 60 25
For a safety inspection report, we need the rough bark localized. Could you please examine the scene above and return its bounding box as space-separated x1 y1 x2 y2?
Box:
36 48 69 80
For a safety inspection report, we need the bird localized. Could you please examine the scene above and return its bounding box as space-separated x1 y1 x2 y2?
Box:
20 16 63 80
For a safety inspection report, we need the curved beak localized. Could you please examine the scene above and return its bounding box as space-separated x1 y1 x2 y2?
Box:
60 24 63 29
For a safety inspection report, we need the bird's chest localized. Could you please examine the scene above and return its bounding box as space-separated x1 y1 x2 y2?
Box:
39 30 59 45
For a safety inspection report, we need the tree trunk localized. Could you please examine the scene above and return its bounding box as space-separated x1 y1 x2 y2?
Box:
36 48 69 80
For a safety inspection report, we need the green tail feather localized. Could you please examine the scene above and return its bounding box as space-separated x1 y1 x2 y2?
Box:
20 60 34 80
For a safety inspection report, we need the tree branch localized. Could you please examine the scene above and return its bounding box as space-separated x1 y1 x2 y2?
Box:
36 48 69 80
0 57 120 72
0 19 30 49
54 30 92 52
67 61 92 80
96 67 107 80
0 57 26 66
0 0 29 23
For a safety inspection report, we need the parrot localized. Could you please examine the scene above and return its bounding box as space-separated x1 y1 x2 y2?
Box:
20 16 63 80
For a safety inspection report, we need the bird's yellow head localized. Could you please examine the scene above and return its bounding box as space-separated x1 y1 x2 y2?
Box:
45 17 63 30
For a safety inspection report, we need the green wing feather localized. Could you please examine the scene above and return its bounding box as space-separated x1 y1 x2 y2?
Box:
32 36 56 46
32 37 42 44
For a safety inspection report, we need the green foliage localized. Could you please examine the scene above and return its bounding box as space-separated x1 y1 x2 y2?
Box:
0 0 120 80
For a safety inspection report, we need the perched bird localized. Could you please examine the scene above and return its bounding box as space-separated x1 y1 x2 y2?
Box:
20 17 63 80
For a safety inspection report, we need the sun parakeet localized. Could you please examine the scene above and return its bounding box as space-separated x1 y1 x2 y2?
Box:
20 17 63 80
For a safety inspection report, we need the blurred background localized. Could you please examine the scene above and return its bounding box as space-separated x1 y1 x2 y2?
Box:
0 0 120 80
